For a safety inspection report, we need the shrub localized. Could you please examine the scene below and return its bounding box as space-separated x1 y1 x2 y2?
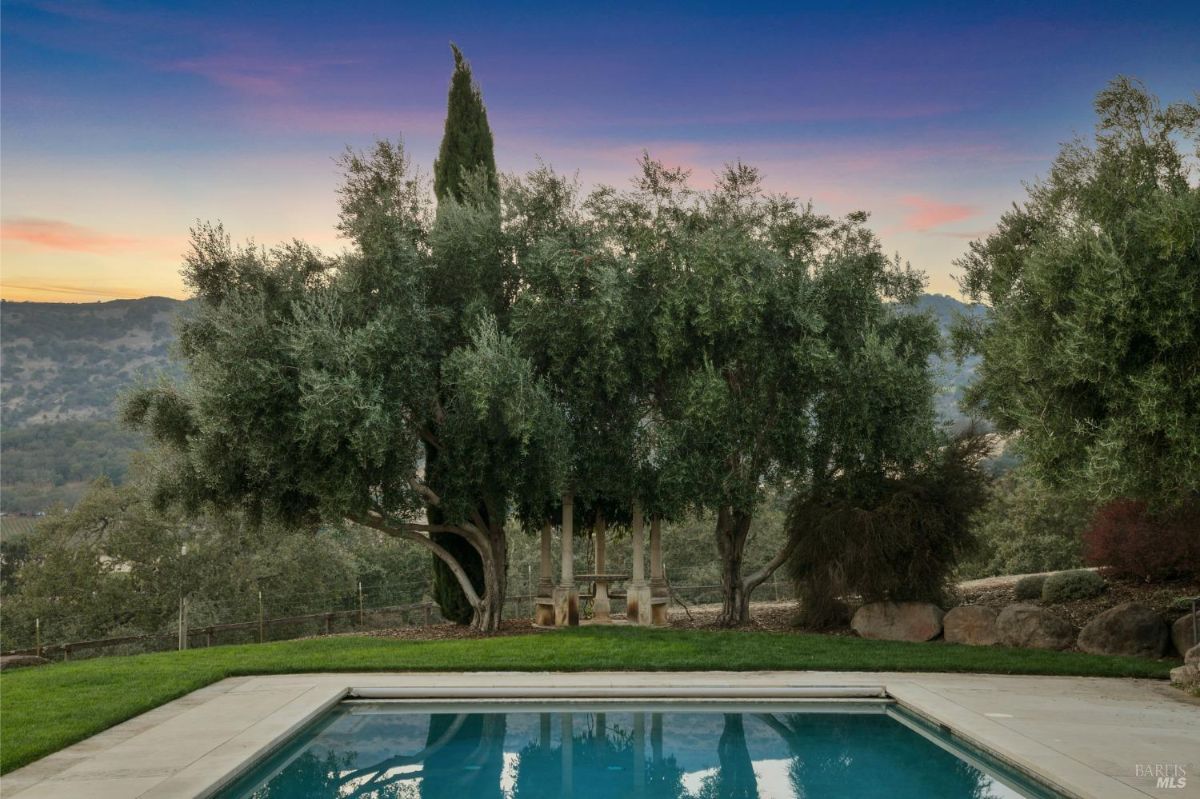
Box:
1014 574 1048 600
1083 499 1200 582
959 467 1089 579
788 432 991 627
1041 569 1105 603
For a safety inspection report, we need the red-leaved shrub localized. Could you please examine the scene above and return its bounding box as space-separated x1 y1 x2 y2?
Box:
1083 499 1200 581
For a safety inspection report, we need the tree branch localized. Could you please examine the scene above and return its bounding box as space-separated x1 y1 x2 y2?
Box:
408 478 441 507
743 534 799 593
350 513 482 608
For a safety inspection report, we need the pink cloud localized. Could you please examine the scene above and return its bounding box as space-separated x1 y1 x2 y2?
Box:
896 194 978 232
0 218 142 254
162 52 357 97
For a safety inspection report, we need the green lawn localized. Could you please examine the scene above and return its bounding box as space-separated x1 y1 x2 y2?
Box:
0 626 1175 774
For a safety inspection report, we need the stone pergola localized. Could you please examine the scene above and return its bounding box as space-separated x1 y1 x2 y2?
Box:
535 494 668 626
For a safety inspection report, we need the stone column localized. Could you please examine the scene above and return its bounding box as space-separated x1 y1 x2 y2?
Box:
627 502 653 625
592 513 611 622
649 515 668 625
553 493 579 626
534 521 555 626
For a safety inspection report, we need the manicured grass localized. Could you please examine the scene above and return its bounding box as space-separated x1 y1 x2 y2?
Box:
0 626 1174 774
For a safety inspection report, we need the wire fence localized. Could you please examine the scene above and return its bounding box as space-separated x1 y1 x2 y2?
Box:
0 575 788 662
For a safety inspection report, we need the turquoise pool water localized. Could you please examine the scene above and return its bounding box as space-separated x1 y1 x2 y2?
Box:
216 701 1063 798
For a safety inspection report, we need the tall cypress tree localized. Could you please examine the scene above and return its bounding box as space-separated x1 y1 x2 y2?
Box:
432 44 498 202
429 44 497 623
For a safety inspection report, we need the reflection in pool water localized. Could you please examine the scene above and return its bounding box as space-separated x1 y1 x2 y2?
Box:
217 703 1059 799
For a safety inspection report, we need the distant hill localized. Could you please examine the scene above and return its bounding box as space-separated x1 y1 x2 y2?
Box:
912 293 987 430
1 297 187 512
0 293 985 513
1 297 187 427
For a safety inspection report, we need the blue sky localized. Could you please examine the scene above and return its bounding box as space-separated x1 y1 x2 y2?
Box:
2 0 1197 300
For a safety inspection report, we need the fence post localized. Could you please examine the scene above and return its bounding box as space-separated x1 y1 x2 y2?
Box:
324 614 332 636
63 644 71 662
178 596 189 651
423 602 432 626
358 582 364 627
35 618 41 658
205 627 214 647
258 589 265 643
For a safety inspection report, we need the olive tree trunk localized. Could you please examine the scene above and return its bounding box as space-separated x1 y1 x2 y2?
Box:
352 512 506 633
472 523 508 633
714 505 798 627
715 507 754 626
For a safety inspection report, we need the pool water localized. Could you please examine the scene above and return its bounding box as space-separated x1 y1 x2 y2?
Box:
216 701 1063 799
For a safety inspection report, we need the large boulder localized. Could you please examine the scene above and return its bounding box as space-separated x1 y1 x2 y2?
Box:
996 603 1075 650
1172 644 1200 687
1077 602 1168 658
0 654 49 671
944 605 999 646
1171 663 1199 687
851 601 944 642
1171 611 1198 656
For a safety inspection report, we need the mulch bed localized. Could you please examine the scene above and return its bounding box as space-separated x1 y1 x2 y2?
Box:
365 617 542 641
953 575 1200 630
347 575 1198 644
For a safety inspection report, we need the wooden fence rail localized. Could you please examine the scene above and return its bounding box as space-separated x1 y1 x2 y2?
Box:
1 601 436 660
1 582 743 661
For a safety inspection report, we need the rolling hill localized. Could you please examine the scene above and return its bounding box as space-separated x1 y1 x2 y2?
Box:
0 294 984 515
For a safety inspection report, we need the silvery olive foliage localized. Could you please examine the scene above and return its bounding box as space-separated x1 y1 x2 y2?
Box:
954 78 1200 511
126 144 947 630
126 142 570 632
566 156 943 625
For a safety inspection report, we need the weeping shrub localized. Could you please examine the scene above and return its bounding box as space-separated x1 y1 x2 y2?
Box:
787 432 992 628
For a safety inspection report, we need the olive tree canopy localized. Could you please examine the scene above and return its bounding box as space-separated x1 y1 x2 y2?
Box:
954 77 1200 510
126 142 569 632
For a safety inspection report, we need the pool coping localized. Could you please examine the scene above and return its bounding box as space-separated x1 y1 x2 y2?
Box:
4 672 1196 799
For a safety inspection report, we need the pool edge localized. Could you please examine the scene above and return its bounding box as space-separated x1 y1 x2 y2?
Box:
7 672 1175 799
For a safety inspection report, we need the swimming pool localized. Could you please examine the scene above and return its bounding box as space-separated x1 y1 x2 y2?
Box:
215 701 1065 798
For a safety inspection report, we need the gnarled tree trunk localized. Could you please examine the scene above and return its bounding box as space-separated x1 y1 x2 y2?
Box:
715 507 754 626
714 505 798 627
472 522 508 633
351 511 506 633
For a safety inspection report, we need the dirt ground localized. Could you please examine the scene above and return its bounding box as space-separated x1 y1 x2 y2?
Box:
361 571 1199 643
951 573 1199 631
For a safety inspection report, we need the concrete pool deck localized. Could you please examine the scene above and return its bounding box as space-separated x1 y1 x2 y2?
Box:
2 671 1197 799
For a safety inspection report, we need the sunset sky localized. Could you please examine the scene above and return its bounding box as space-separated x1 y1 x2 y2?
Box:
2 1 1197 302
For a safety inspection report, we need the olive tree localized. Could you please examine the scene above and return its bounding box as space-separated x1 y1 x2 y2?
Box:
584 157 939 625
125 142 568 632
954 77 1200 511
508 166 656 547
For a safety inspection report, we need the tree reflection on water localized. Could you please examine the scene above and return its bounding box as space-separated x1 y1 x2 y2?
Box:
238 708 1018 799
